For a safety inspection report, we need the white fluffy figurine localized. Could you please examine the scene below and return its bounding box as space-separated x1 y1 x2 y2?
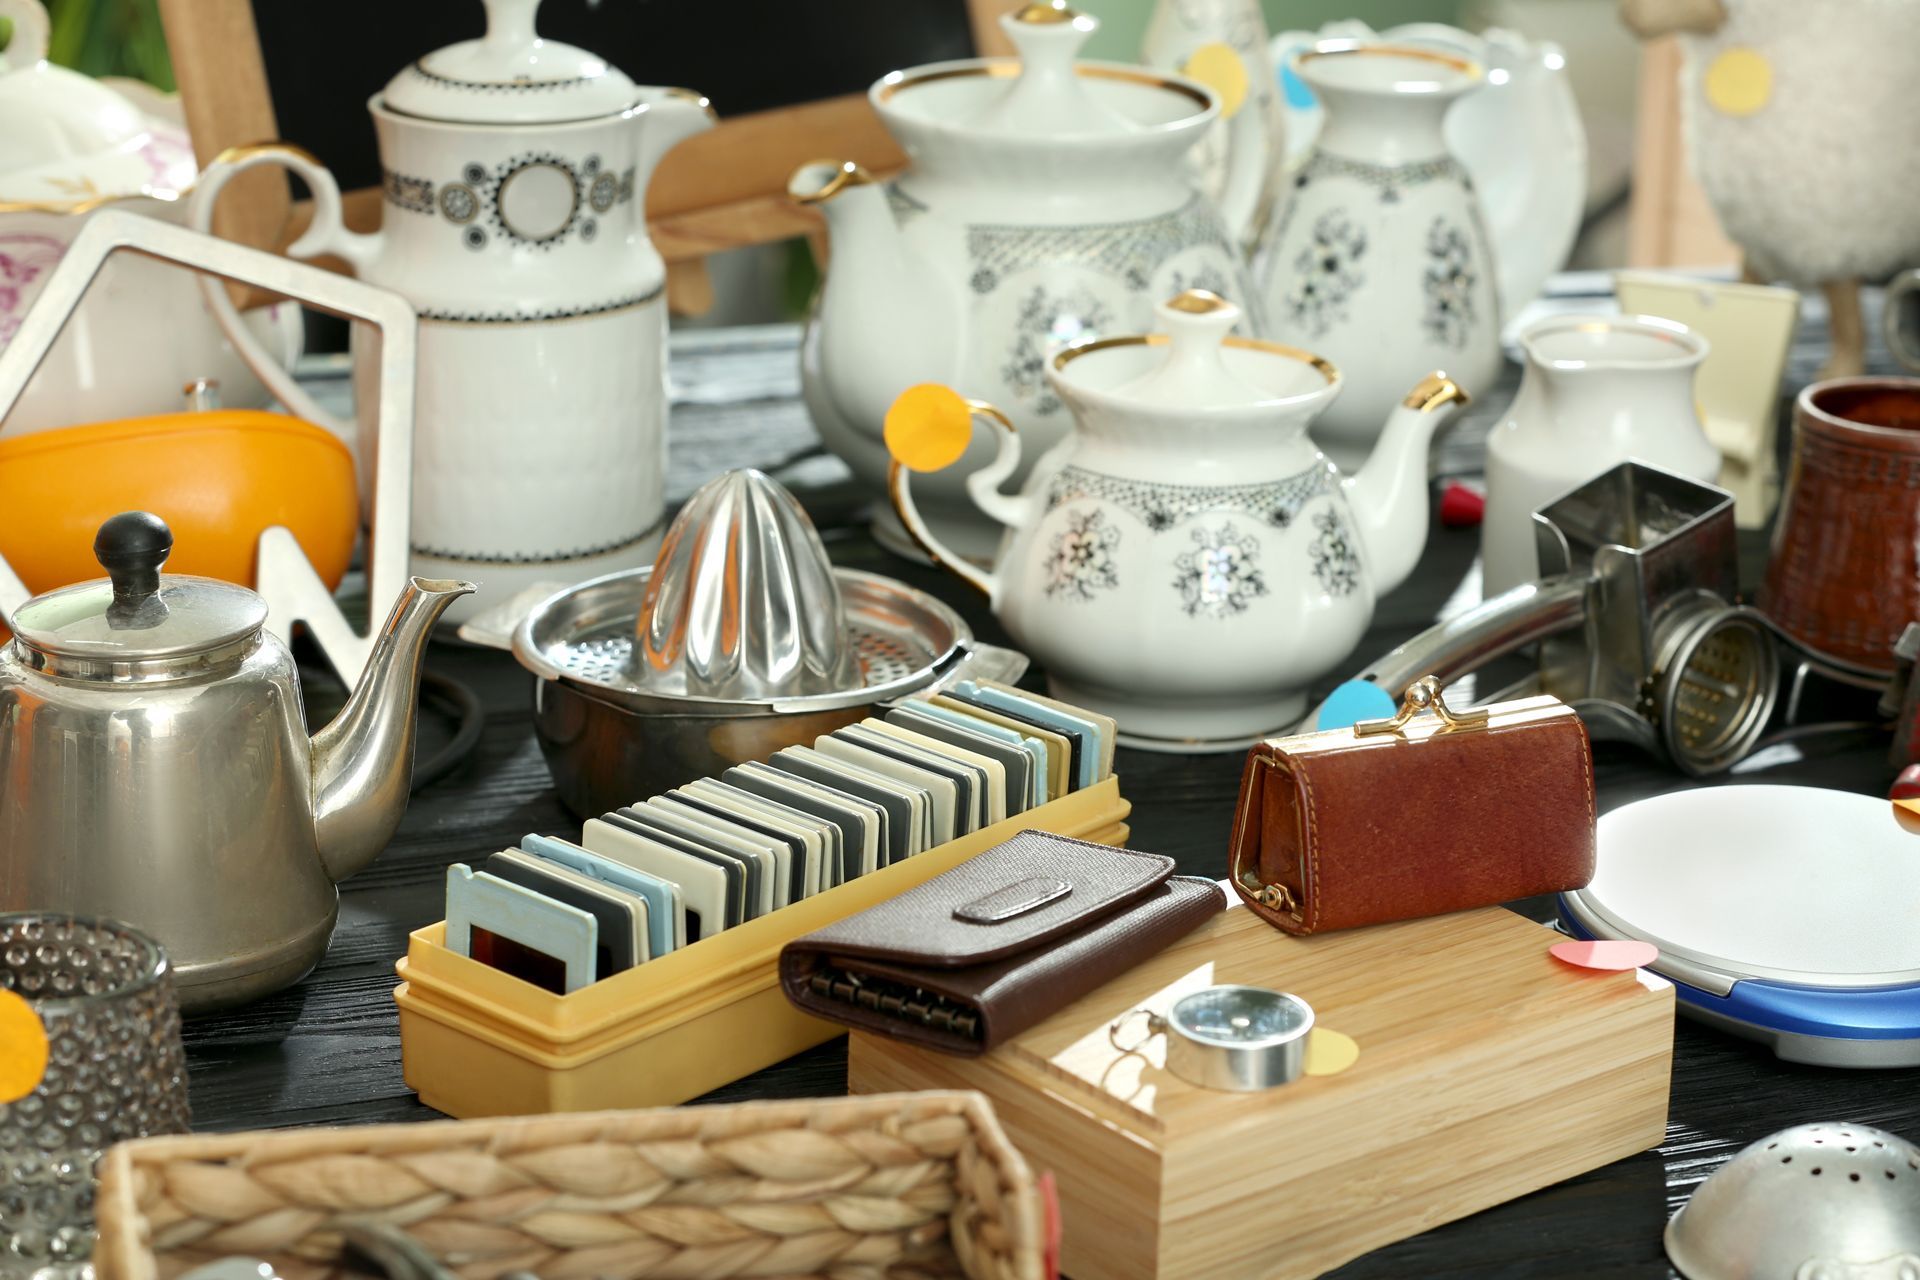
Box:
1622 0 1920 376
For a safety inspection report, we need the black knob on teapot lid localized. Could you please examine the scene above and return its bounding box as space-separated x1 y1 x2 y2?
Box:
6 510 267 670
95 511 172 623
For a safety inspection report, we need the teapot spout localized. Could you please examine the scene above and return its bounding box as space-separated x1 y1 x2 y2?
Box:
791 160 955 427
1342 373 1470 597
311 576 475 883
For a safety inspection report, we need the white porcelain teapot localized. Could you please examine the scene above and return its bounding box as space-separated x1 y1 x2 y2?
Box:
0 0 302 431
191 0 713 618
792 0 1264 564
888 290 1469 749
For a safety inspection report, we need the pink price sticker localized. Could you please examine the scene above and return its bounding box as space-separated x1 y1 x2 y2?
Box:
1550 939 1659 972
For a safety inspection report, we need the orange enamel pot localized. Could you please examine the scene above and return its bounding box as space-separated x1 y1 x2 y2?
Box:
0 410 358 597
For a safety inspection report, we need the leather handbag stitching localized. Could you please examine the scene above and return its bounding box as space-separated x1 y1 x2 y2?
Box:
1295 755 1321 933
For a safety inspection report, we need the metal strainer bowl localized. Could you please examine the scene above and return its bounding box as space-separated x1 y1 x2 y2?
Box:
1667 1122 1920 1280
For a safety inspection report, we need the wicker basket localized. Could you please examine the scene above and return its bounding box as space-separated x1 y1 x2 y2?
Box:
93 1091 1049 1280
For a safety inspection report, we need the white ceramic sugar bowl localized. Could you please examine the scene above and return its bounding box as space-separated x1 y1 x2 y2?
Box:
191 0 712 618
889 290 1469 750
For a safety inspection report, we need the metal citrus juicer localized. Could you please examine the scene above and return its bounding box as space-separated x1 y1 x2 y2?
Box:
1334 461 1887 774
505 468 1026 816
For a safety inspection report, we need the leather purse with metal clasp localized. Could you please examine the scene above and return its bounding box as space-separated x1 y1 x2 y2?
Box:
1228 676 1596 935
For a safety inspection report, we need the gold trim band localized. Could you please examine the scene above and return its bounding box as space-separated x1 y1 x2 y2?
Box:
791 160 877 206
1400 371 1471 412
1053 331 1340 386
877 61 1211 111
1013 1 1078 23
1297 41 1481 79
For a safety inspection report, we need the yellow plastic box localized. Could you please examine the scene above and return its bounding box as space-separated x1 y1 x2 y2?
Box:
394 775 1130 1117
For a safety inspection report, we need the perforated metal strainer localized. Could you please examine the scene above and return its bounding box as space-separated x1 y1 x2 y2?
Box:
1668 1123 1920 1280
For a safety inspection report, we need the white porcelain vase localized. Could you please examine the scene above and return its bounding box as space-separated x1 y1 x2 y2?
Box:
1256 42 1503 472
1271 21 1587 328
1139 0 1286 254
889 290 1467 750
191 0 711 618
795 3 1261 565
1482 314 1718 595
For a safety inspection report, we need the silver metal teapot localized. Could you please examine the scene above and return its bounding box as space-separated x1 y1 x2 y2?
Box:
0 512 473 1010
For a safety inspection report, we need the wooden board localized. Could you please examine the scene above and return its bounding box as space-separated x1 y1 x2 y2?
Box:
850 902 1676 1279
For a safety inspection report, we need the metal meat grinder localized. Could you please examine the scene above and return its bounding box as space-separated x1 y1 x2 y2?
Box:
1343 462 1887 775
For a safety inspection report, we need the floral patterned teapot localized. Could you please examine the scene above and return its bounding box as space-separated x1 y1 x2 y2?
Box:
791 0 1264 564
886 289 1469 750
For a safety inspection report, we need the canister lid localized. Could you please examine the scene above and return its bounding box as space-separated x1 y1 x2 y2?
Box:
380 0 641 124
8 512 267 667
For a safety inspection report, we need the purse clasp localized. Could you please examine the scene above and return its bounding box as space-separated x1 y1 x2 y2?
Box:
1353 674 1490 738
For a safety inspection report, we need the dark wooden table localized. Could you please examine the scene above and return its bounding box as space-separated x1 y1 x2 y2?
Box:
185 309 1917 1278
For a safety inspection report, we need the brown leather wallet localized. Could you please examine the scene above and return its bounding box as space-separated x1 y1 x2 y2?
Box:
1227 677 1595 935
780 830 1225 1055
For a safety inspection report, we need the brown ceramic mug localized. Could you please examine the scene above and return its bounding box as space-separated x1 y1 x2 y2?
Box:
1762 377 1920 671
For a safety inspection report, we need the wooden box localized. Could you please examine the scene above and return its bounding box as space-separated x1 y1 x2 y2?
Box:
849 902 1675 1279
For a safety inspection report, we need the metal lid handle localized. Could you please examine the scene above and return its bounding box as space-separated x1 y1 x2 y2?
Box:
94 511 171 629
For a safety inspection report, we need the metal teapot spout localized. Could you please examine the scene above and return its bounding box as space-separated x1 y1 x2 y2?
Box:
1342 372 1470 597
311 576 475 882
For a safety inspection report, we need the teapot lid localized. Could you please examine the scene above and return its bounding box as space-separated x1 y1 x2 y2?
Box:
1053 290 1338 410
962 2 1136 135
382 0 641 124
0 1 161 190
8 513 268 672
878 1 1213 140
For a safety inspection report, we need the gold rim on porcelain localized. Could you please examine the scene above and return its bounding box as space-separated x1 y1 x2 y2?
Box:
1014 0 1079 23
1053 332 1340 386
1297 41 1482 80
876 61 1211 110
791 160 878 206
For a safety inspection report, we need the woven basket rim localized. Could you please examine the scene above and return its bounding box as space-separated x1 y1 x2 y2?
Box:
95 1089 1045 1280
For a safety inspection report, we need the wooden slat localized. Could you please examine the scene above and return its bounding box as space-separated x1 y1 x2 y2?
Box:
1626 38 1740 269
967 0 1019 57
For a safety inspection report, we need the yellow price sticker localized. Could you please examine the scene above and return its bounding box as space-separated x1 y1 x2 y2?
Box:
885 384 975 474
1704 47 1772 117
1303 1026 1359 1077
0 989 48 1104
1183 42 1249 120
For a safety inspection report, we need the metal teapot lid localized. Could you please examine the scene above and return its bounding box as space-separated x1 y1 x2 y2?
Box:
382 0 641 125
9 512 267 670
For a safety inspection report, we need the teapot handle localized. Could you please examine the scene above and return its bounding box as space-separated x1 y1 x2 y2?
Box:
0 0 50 64
885 387 1029 603
186 144 380 440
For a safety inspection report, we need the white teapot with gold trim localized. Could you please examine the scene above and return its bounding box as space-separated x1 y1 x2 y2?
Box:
889 290 1468 750
793 0 1264 564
